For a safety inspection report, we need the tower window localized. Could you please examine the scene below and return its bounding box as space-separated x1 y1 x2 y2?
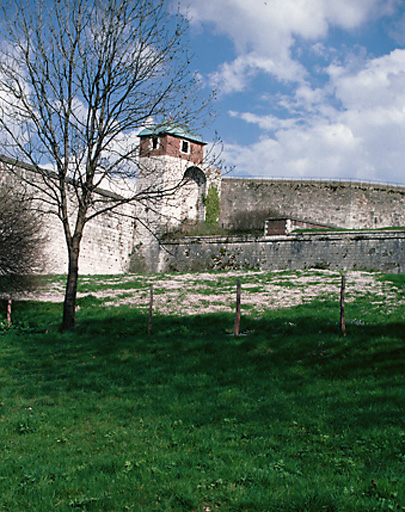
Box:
181 140 189 154
151 135 159 150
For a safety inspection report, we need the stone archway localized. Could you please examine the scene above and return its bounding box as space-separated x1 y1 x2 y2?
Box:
181 166 207 223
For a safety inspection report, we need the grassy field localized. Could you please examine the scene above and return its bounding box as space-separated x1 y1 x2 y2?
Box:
0 271 404 511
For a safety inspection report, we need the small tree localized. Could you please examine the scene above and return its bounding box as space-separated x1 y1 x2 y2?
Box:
0 0 213 331
0 181 45 325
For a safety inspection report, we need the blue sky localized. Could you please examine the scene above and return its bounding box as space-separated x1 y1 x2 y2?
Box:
178 0 405 185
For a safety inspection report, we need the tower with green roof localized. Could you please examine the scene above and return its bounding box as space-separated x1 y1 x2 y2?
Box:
132 122 221 271
138 122 206 166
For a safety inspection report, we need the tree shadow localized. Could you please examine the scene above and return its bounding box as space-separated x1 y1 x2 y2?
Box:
3 301 403 425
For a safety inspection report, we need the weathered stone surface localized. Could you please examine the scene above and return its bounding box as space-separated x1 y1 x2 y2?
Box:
220 179 405 230
2 153 405 275
0 157 136 275
158 231 405 274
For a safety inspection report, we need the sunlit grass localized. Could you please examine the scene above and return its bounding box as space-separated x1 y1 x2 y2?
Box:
0 273 404 511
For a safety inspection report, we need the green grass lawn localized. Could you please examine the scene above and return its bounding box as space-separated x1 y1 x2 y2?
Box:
0 273 404 511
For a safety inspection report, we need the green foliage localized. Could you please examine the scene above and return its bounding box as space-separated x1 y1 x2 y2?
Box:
378 272 405 289
204 184 220 227
0 274 404 511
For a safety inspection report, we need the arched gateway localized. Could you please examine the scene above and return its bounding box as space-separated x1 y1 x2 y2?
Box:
182 166 207 222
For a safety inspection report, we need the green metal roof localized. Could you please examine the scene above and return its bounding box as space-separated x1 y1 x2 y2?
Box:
138 122 206 144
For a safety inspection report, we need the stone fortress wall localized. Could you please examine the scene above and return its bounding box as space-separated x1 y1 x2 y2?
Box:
2 119 405 275
3 164 404 275
220 178 405 230
41 206 136 275
47 174 405 274
159 231 405 274
56 176 405 275
0 156 136 275
155 178 405 275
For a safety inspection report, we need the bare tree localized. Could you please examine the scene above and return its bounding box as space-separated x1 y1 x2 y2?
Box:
0 181 45 325
0 0 213 331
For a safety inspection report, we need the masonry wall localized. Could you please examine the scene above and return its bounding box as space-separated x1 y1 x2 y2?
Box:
27 199 136 275
4 156 405 275
131 155 222 272
220 179 405 230
0 159 136 275
158 231 405 274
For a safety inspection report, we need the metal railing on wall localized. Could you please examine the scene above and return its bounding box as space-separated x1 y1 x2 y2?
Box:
223 174 405 188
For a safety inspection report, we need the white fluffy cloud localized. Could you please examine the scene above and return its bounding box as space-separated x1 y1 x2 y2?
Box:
183 0 393 91
331 49 405 109
185 0 387 49
222 122 366 180
179 0 405 183
227 49 405 183
210 53 306 95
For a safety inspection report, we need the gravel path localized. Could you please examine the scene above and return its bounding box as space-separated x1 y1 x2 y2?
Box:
21 269 403 316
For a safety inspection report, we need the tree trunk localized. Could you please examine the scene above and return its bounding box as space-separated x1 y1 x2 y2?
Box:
61 245 80 332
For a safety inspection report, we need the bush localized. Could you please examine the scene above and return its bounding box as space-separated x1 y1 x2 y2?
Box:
228 207 280 233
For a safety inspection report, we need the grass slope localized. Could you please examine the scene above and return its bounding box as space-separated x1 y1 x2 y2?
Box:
0 272 404 512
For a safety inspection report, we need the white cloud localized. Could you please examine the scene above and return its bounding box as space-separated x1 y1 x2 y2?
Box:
223 48 405 184
178 0 405 183
210 53 306 95
229 110 299 132
223 120 366 180
182 0 391 93
330 49 405 110
185 0 392 44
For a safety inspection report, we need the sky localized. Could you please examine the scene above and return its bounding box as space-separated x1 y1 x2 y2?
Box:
178 0 405 185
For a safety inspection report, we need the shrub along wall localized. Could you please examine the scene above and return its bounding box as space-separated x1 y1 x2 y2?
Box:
158 231 405 273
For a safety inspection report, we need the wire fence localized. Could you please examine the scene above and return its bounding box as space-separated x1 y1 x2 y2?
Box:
146 275 348 336
223 174 405 188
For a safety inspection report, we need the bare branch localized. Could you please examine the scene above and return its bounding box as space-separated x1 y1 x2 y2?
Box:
0 0 214 330
0 180 46 296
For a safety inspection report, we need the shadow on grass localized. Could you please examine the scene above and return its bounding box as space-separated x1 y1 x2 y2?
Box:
2 300 404 417
1 299 404 511
2 298 404 374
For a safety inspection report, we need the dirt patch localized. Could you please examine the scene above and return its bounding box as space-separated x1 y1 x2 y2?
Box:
20 269 403 316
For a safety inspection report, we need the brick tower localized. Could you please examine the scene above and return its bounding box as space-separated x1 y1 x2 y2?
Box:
132 122 221 271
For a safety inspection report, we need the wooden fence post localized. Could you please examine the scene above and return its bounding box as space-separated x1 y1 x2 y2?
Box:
6 298 12 328
234 280 241 336
148 285 153 335
340 274 346 335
